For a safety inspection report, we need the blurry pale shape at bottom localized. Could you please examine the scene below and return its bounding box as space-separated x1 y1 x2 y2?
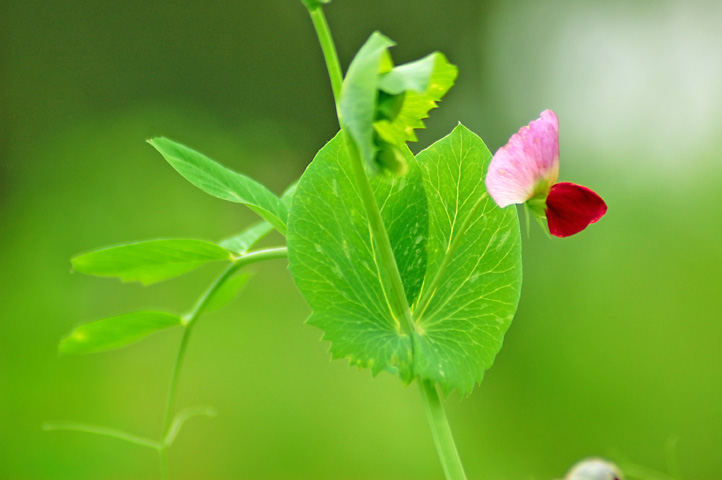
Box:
564 458 624 480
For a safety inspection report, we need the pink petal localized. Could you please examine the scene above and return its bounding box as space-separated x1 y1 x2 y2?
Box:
545 182 607 237
485 110 560 207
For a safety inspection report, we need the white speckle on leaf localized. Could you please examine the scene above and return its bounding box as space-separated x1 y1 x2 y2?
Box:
332 264 343 278
496 230 510 248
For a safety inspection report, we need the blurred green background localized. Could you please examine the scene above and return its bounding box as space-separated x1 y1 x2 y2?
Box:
2 0 721 479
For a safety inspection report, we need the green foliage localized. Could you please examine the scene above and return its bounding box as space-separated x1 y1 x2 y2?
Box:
220 222 274 255
412 125 522 396
371 149 428 306
148 137 289 234
71 239 233 285
375 53 458 146
338 33 457 174
218 180 297 255
52 7 531 477
287 133 427 378
59 311 183 355
338 32 395 171
288 126 522 394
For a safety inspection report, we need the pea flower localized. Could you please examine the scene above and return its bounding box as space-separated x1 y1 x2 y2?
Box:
485 110 607 237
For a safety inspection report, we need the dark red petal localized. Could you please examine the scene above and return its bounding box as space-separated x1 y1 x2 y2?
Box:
545 182 607 238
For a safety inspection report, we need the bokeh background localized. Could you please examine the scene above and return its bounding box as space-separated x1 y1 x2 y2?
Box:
2 0 721 479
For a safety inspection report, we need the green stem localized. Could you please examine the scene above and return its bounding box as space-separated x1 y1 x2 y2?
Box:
309 7 343 104
158 246 288 479
306 9 466 480
343 131 416 337
43 422 161 450
418 380 467 480
307 3 413 336
164 406 217 447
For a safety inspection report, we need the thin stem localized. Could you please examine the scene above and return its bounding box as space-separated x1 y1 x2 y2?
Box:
418 380 467 480
307 4 413 336
343 132 416 336
159 320 196 450
305 9 465 480
309 7 343 104
158 246 288 479
43 422 161 450
159 449 168 480
164 406 217 447
414 193 488 321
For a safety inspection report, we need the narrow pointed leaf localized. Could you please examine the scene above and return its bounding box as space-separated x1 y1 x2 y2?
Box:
413 125 522 396
72 239 233 285
219 222 274 255
287 132 427 378
148 137 288 234
218 180 299 255
60 311 183 355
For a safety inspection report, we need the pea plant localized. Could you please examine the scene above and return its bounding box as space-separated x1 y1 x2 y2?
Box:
46 1 614 479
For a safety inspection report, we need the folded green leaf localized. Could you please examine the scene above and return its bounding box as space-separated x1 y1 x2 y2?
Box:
412 125 522 396
60 311 183 355
377 52 451 95
72 239 233 285
339 34 457 175
148 137 288 234
338 32 396 169
375 52 458 146
204 273 250 313
287 132 427 379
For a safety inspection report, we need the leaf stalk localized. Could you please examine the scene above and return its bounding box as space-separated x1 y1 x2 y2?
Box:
307 10 468 480
158 246 288 478
341 131 417 338
418 379 468 480
309 7 343 104
43 422 161 450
